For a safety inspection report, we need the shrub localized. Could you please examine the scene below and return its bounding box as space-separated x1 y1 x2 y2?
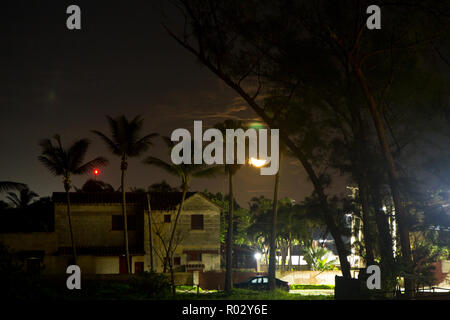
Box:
129 271 171 298
303 247 338 271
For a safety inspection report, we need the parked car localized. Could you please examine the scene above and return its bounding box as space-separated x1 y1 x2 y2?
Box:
234 276 289 291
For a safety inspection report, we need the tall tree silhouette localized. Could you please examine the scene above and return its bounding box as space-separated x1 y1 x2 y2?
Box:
214 120 247 292
38 134 108 264
144 136 220 297
92 115 157 274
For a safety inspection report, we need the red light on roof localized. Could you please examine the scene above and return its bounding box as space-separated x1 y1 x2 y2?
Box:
93 169 100 176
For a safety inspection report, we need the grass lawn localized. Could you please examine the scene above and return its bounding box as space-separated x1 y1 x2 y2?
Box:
289 284 335 290
174 288 333 300
6 278 334 300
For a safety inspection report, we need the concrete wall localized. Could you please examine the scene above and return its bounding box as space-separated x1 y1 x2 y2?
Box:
0 232 58 253
54 203 141 248
43 255 146 275
276 270 342 285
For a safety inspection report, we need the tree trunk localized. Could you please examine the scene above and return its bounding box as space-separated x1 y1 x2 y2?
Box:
269 167 280 290
65 188 77 265
354 66 414 296
146 193 154 272
164 184 188 273
359 181 375 266
372 187 395 273
121 158 131 274
224 169 234 292
288 237 293 271
281 243 287 271
169 259 176 299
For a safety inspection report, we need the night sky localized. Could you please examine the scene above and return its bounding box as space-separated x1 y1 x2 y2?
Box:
0 1 348 206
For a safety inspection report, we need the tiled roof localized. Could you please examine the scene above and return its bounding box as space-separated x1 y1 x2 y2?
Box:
52 192 196 211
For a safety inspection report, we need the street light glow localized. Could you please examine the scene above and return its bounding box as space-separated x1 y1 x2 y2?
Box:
249 157 267 168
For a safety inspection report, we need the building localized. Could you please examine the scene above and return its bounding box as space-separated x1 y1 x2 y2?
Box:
0 191 221 275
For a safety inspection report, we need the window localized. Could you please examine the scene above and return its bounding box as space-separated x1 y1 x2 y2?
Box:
251 278 258 284
262 277 268 283
173 257 181 266
187 253 202 261
26 258 40 274
191 214 204 230
112 215 136 231
164 214 171 223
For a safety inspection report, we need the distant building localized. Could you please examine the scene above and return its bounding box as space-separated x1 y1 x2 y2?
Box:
0 192 221 274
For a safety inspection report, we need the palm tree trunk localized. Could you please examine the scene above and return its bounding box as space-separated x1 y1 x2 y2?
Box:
354 66 414 296
288 236 293 271
65 189 77 265
146 193 154 272
269 166 280 290
225 169 234 292
164 183 188 273
121 159 131 274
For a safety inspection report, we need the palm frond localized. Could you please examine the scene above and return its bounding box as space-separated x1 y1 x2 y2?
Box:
192 165 223 178
67 139 91 172
0 181 27 192
73 157 109 175
6 192 21 207
91 130 121 155
161 136 175 150
128 132 158 157
38 155 65 176
143 156 181 177
95 115 156 159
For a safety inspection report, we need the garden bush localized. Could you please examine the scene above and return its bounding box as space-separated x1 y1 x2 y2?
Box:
129 271 171 298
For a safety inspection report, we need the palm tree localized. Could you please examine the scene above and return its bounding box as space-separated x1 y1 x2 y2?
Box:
92 115 157 274
38 134 108 264
6 186 39 208
0 181 26 193
143 137 220 297
214 119 246 293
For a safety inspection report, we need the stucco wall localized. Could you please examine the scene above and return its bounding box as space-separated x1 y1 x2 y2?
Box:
276 270 342 285
0 232 58 253
54 204 140 247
